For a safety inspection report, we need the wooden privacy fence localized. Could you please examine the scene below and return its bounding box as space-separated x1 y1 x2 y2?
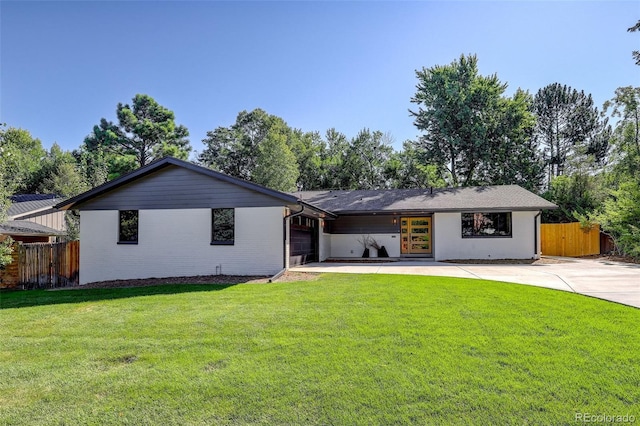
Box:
0 241 79 289
541 223 600 257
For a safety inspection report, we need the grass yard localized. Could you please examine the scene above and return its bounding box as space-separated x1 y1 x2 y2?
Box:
1 273 639 425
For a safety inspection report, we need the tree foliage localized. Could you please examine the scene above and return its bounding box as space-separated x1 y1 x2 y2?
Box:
598 181 640 259
200 110 401 191
0 126 46 193
595 86 640 258
0 167 14 268
199 109 301 190
317 128 350 189
603 86 640 179
0 127 97 242
288 130 324 191
341 129 394 189
410 54 542 188
542 174 604 223
475 89 544 191
253 126 300 192
25 144 88 197
532 83 610 184
384 142 445 189
84 94 190 175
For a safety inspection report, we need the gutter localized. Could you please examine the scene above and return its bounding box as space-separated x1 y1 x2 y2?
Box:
282 203 306 270
534 210 542 258
269 268 286 283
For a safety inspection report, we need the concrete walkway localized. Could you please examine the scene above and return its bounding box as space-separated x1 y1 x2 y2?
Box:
291 257 640 309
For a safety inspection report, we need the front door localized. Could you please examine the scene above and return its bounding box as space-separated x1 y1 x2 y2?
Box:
400 217 432 255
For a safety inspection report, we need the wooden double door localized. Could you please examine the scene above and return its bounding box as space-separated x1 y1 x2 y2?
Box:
400 217 432 255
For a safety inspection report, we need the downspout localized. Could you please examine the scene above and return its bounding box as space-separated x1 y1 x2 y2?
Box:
282 203 305 270
534 211 542 259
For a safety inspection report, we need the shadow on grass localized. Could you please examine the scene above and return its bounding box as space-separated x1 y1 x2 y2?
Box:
0 283 237 310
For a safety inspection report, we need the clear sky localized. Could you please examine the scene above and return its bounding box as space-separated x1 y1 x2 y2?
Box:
1 1 638 156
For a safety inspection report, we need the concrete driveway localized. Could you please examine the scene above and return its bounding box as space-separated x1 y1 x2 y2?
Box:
291 258 640 309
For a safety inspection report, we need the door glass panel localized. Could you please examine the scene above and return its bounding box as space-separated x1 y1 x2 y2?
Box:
401 217 432 254
412 243 429 250
411 236 429 244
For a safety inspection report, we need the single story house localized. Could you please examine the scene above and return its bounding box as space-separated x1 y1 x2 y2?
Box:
55 157 557 285
2 194 66 243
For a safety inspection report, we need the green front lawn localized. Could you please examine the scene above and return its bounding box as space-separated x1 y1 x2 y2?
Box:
1 274 638 425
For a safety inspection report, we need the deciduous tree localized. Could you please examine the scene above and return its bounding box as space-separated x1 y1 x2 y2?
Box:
288 130 324 191
317 128 349 189
200 109 282 181
475 89 545 191
542 174 604 223
410 54 542 188
385 142 446 189
22 144 88 197
0 126 46 193
200 109 306 191
595 86 640 258
603 86 640 179
253 126 300 191
342 129 394 189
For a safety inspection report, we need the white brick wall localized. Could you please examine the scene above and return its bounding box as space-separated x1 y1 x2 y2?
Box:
79 207 285 284
433 211 538 260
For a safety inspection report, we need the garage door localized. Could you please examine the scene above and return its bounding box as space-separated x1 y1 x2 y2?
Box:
289 216 318 266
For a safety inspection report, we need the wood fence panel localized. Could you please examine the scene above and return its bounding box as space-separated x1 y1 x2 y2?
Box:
0 241 79 289
51 241 80 287
541 223 600 257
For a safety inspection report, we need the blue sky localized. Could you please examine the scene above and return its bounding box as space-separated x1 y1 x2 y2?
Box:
1 1 638 156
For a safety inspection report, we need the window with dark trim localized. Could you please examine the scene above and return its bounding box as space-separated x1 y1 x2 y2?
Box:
118 210 139 243
461 212 512 238
212 208 234 245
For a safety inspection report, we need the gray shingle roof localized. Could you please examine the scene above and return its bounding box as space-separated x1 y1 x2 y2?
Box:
293 185 557 214
8 195 63 218
0 220 65 236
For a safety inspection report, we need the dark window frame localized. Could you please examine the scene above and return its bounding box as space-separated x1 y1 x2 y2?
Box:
461 212 512 238
211 208 235 245
118 210 139 244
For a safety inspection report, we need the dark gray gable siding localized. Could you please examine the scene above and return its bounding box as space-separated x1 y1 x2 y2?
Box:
76 165 291 210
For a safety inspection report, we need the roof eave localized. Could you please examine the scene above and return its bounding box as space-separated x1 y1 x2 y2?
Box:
326 205 558 215
296 201 338 218
8 204 60 218
1 231 61 237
